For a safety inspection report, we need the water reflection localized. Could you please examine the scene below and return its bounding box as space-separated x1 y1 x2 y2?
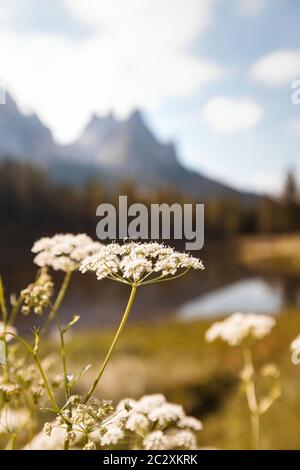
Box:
178 277 293 320
0 240 299 333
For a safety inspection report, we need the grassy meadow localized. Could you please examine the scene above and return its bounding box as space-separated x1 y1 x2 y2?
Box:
240 234 300 275
1 234 300 450
55 308 300 450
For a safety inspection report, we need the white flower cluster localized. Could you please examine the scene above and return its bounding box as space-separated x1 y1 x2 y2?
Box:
83 440 97 451
291 334 300 365
205 312 276 346
79 242 204 285
21 268 54 315
101 394 202 450
0 383 21 402
0 322 17 342
44 396 114 438
31 394 202 450
32 234 102 272
0 357 45 407
25 424 70 450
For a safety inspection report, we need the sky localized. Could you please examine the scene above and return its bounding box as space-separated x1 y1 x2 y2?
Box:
0 0 299 194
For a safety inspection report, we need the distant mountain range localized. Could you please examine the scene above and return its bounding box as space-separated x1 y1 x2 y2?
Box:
0 93 256 202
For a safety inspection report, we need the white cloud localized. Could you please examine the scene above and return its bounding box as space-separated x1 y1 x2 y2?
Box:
251 49 300 86
0 0 223 143
202 96 264 134
253 171 283 194
0 1 17 23
236 0 269 17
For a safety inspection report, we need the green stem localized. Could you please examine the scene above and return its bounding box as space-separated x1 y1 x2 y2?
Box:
141 268 190 285
9 295 24 327
53 312 70 400
42 271 72 337
0 274 8 326
243 346 260 450
0 276 9 380
0 332 60 413
64 423 72 450
84 285 137 403
3 339 9 382
11 434 17 450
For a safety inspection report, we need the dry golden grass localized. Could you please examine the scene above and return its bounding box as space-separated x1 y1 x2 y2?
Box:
240 233 300 275
59 309 300 449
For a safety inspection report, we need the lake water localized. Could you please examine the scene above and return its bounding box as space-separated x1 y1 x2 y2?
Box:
178 277 299 320
1 240 299 332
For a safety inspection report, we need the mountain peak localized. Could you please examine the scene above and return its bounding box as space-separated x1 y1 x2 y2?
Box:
0 92 19 124
0 93 256 203
127 109 145 126
86 112 116 130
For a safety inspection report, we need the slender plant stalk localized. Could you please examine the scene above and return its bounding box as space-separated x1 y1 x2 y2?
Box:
2 340 9 382
51 311 74 449
11 434 17 450
53 312 70 400
1 332 60 413
0 274 8 326
0 276 10 382
64 438 70 451
10 333 72 449
142 267 190 285
64 422 73 451
9 295 24 327
243 346 260 450
42 271 72 336
84 285 137 403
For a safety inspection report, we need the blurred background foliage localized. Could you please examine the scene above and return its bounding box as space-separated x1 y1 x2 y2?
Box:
38 310 300 450
0 159 299 241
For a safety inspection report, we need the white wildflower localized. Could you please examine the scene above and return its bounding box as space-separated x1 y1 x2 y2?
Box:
148 403 184 426
178 416 203 431
260 363 280 378
32 233 102 272
79 242 204 285
134 394 166 414
205 312 275 346
100 424 124 446
114 394 201 450
125 412 149 433
21 268 53 315
0 322 17 342
120 256 153 282
104 408 129 428
24 423 72 450
170 429 197 449
143 430 170 450
291 334 300 365
0 383 21 402
83 440 96 450
116 398 136 413
49 396 114 436
43 422 53 437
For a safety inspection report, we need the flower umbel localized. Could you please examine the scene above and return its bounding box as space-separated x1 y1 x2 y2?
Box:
32 234 102 272
205 312 278 450
0 236 206 451
291 334 300 365
79 241 204 285
21 268 54 315
80 242 204 402
101 394 202 450
205 312 275 346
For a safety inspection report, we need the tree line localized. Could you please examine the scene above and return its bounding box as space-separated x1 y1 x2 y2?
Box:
0 159 299 243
